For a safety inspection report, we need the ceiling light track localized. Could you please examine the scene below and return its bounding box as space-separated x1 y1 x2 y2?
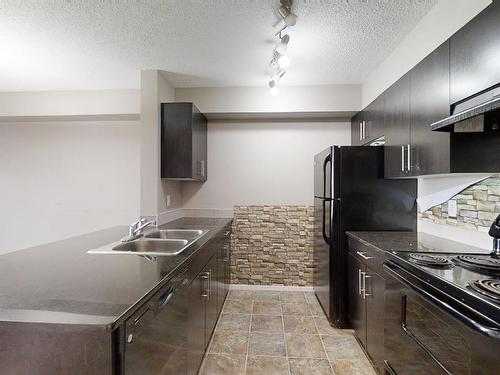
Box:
268 0 297 96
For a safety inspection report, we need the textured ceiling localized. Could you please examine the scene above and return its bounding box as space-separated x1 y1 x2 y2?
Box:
0 0 437 91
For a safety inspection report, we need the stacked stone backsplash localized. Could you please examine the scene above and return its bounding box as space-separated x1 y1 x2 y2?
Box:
231 205 314 286
419 175 500 232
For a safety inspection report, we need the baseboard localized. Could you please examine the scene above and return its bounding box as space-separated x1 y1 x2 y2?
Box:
229 284 314 292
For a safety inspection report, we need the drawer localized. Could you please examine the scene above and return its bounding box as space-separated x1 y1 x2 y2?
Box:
348 237 385 275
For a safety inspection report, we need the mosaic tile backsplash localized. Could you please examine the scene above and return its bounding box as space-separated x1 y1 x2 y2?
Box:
231 205 314 286
419 174 500 232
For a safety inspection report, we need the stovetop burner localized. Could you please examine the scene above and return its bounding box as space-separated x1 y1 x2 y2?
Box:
408 253 454 268
468 279 500 302
453 255 500 273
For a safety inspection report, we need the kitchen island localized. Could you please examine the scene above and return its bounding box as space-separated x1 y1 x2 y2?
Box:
0 217 232 375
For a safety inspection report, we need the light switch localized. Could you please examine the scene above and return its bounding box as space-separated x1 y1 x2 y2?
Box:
448 200 457 218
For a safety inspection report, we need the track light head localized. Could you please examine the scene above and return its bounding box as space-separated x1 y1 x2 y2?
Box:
275 34 290 54
278 4 297 26
269 79 280 96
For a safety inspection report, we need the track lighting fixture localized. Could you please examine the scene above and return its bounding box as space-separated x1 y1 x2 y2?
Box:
267 0 297 95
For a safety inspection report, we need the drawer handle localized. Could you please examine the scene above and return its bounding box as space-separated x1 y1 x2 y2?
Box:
356 251 373 260
133 308 150 326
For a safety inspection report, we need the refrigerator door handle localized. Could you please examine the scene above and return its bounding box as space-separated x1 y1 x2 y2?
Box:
323 154 332 199
322 200 330 245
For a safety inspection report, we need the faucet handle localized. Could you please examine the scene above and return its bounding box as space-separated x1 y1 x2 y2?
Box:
489 214 500 238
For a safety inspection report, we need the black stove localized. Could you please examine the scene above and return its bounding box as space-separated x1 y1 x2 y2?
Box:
393 251 500 311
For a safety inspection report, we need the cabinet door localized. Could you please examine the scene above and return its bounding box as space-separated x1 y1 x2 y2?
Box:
191 104 207 181
384 74 411 178
347 252 366 347
351 112 364 146
410 41 450 176
187 272 207 375
450 1 500 104
205 256 219 347
364 94 385 144
365 270 385 374
217 229 230 313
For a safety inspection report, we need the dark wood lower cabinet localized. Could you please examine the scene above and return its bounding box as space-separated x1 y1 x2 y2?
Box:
347 252 366 347
347 240 386 374
365 270 385 373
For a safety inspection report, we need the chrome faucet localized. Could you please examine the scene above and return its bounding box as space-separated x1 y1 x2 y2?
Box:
121 218 156 242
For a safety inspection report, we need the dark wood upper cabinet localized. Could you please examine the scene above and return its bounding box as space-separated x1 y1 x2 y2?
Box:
351 111 364 146
364 93 385 144
409 40 451 176
351 95 385 146
384 74 411 178
450 1 500 104
161 102 207 181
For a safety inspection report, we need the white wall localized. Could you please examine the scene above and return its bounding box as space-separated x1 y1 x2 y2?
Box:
140 70 183 224
362 0 491 107
0 120 140 254
182 121 351 210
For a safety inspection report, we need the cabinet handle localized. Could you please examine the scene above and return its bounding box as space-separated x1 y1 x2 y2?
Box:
363 121 367 140
401 146 405 172
356 251 373 260
200 160 205 178
362 273 372 299
406 144 411 172
358 269 362 295
359 123 363 141
208 270 212 298
200 272 209 298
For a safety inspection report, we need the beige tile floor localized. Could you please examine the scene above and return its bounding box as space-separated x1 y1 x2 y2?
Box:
199 289 377 375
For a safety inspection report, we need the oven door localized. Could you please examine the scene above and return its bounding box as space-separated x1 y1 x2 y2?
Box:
383 261 500 375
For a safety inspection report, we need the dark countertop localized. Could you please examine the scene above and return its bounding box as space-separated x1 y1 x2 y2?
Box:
0 217 232 328
346 231 488 255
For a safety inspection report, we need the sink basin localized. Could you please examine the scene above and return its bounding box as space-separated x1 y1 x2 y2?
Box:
145 229 208 241
111 239 188 255
87 228 209 257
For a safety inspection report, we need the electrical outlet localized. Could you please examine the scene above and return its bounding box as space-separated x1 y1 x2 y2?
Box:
166 194 171 207
448 200 457 218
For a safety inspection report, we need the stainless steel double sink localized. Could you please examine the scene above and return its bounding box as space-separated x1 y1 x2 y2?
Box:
87 229 209 257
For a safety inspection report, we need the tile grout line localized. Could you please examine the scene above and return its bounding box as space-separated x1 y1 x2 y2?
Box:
243 296 254 375
309 293 337 375
279 293 292 375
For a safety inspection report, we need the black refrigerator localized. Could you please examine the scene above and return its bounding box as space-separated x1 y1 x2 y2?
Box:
313 146 416 328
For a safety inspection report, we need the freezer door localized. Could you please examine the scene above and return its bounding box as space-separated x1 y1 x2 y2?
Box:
314 147 332 199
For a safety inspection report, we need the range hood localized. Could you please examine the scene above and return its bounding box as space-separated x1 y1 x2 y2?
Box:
431 86 500 132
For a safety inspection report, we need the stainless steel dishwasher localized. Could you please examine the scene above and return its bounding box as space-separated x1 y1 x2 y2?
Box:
123 267 190 375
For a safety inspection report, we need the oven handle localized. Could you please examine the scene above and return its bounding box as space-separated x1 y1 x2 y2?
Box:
383 360 397 375
384 262 500 340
